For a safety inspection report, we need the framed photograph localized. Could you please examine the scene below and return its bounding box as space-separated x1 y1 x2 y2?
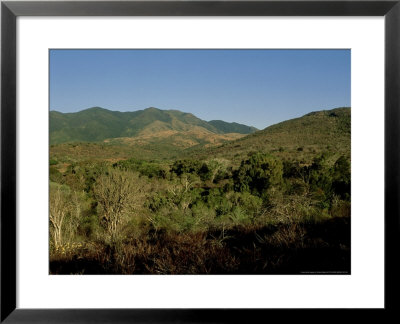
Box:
1 0 399 322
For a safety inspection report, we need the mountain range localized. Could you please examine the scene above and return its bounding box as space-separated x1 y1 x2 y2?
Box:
50 107 258 145
50 106 350 163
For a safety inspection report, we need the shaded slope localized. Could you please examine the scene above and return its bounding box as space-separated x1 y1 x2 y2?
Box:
209 120 258 134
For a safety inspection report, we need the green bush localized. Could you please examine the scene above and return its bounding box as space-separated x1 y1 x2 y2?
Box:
332 156 350 200
233 153 283 198
114 158 168 179
171 159 202 176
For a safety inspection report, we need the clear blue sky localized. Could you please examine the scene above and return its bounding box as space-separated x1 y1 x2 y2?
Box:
49 49 350 129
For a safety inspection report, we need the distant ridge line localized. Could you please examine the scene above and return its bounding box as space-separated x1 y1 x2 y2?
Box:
49 106 259 144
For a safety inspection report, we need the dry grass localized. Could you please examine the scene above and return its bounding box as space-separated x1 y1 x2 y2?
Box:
50 216 350 275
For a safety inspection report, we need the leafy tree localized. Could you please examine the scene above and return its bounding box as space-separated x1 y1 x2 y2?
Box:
207 159 230 183
115 158 168 179
171 159 202 176
196 163 210 181
307 153 333 207
332 156 351 200
282 160 302 179
233 153 283 198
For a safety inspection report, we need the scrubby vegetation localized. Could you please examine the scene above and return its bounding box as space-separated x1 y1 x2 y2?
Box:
49 107 351 274
50 152 350 274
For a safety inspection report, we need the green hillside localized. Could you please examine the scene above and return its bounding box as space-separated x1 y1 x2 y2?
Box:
49 107 257 144
185 107 351 164
50 107 350 164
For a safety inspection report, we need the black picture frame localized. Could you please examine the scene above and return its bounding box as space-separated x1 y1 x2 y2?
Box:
1 0 399 322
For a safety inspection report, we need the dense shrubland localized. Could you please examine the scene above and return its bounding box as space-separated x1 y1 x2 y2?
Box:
49 150 350 274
